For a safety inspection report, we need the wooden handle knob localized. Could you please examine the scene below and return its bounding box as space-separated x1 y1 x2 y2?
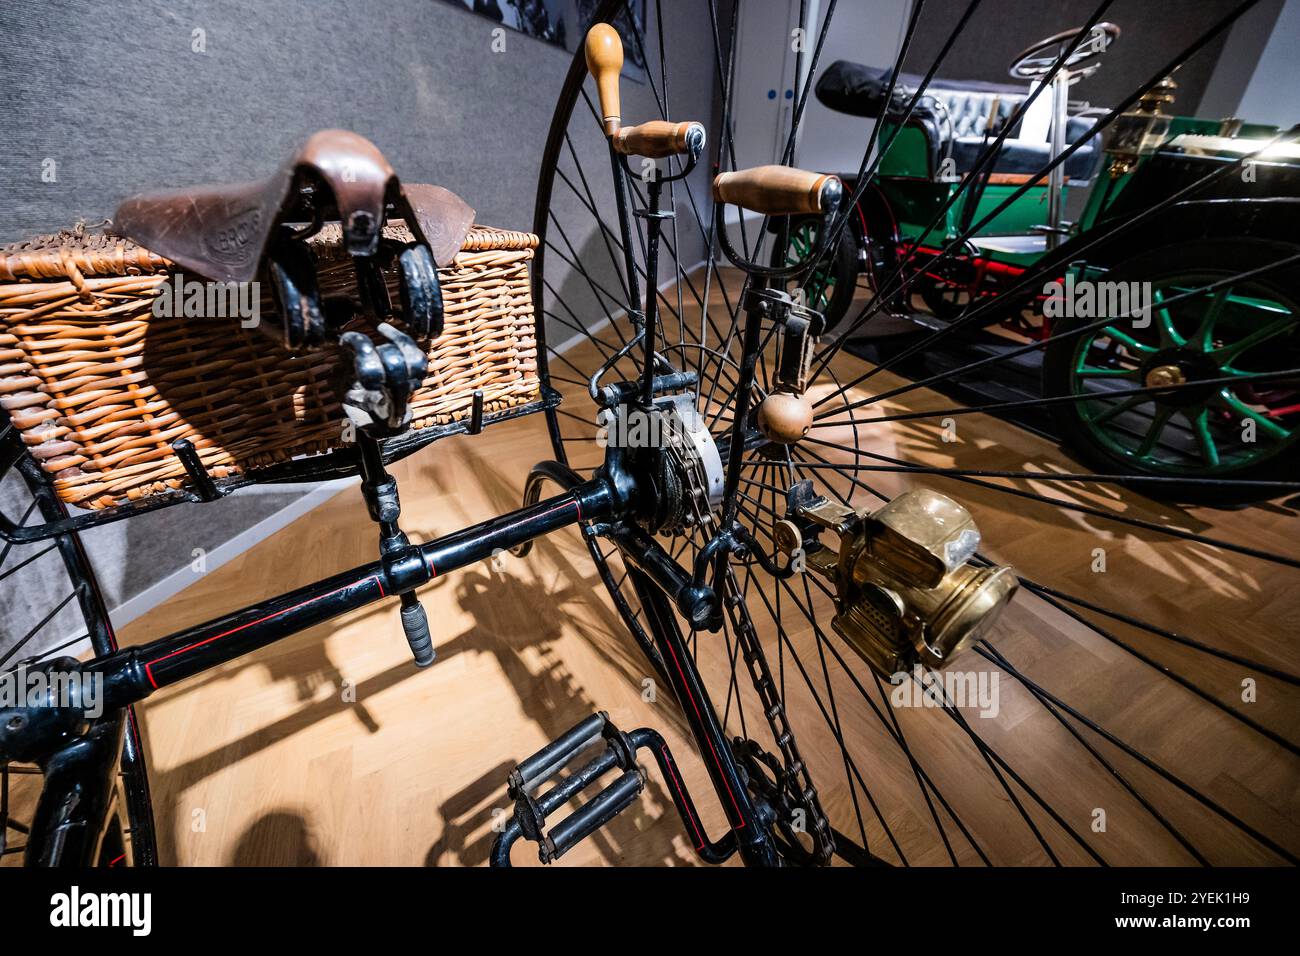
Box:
757 391 814 444
712 165 841 216
585 23 623 136
613 120 706 159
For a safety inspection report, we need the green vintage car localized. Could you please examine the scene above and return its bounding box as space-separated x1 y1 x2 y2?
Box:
781 24 1300 500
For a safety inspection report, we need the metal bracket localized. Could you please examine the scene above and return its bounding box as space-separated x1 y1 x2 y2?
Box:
340 323 429 438
171 438 224 503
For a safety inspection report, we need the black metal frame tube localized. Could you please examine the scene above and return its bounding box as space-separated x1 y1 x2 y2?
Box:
628 727 736 865
86 480 616 709
23 711 125 866
627 568 780 866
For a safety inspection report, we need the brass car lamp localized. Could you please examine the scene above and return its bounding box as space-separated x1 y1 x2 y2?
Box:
797 489 1019 677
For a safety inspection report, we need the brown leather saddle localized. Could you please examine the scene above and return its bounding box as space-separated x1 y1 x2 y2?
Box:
113 129 477 436
113 128 475 351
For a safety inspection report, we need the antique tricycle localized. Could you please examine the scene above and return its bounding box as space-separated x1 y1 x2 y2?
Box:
2 2 1298 871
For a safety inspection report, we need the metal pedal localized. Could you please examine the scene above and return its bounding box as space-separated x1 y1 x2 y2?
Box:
491 712 732 866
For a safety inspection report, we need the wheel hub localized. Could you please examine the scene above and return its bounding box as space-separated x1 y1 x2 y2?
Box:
1140 348 1220 408
617 393 725 535
1144 364 1185 389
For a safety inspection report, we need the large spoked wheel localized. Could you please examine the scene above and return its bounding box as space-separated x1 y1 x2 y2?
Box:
0 430 157 866
535 0 1300 866
1044 240 1300 502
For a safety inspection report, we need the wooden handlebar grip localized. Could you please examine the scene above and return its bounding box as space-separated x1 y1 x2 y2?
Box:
613 120 705 159
712 166 840 216
585 24 623 136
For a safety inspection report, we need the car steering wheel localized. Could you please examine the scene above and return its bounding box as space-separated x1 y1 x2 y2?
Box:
1008 22 1120 82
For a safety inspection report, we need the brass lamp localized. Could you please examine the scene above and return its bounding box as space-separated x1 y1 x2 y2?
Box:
799 489 1019 677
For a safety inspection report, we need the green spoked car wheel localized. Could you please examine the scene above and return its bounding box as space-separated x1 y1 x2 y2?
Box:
1044 239 1300 502
772 216 859 333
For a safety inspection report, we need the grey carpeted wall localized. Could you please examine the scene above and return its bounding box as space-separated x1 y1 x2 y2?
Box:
0 0 722 643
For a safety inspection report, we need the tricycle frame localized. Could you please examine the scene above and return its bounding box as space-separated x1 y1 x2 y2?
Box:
3 434 786 867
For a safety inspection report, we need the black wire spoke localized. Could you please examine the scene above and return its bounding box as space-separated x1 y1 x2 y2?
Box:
814 120 1300 395
779 455 1300 493
17 632 91 670
716 590 748 733
977 641 1210 864
0 590 77 671
718 574 751 738
1007 579 1297 754
545 217 635 324
748 560 880 862
801 435 1300 571
547 370 596 390
543 305 623 358
752 545 977 866
788 565 990 865
554 407 600 430
651 0 690 373
739 562 909 863
0 544 57 584
0 497 40 572
907 666 1100 865
543 269 633 351
816 366 1300 422
1015 579 1300 684
816 251 1300 414
738 476 977 863
807 0 1272 380
973 643 1299 864
559 133 635 305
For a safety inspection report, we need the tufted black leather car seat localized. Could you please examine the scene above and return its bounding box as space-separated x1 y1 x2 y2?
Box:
815 60 1104 183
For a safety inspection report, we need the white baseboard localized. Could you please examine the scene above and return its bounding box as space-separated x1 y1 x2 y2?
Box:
551 259 708 355
105 477 357 631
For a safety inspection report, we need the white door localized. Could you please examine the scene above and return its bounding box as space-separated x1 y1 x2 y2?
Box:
730 0 815 171
723 0 913 246
726 0 819 248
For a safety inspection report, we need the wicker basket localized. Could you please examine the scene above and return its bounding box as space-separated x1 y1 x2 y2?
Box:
0 223 541 509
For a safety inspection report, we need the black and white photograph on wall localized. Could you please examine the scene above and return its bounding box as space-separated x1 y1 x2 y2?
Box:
440 0 568 45
576 0 647 73
442 0 647 79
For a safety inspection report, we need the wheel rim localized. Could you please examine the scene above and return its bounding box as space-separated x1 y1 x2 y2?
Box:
0 432 156 866
533 0 1300 866
1069 271 1300 475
